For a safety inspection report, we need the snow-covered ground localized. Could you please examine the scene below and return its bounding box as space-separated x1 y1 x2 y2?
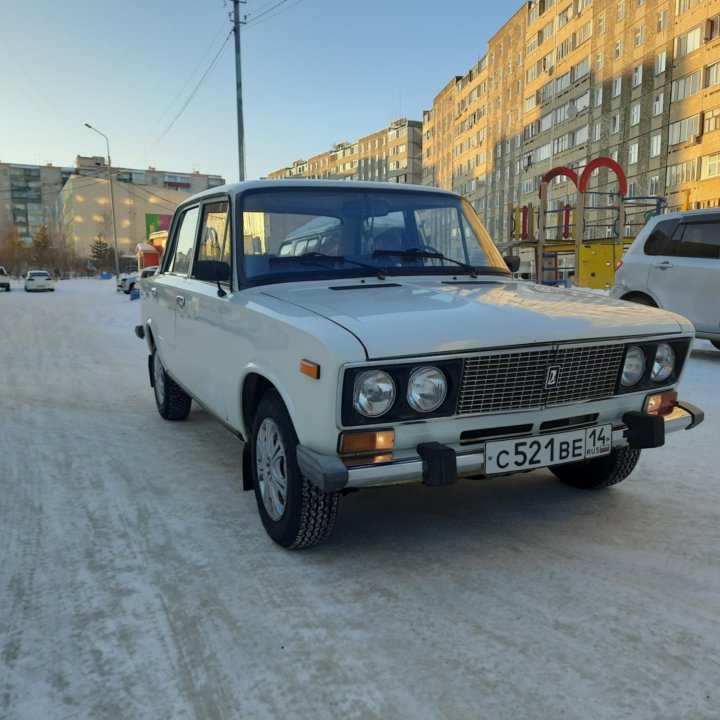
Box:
1 279 718 720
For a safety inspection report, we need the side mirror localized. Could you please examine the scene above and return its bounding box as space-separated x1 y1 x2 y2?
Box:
194 260 230 297
503 255 520 273
194 260 230 282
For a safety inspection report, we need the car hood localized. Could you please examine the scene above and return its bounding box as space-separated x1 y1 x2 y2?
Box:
259 278 691 359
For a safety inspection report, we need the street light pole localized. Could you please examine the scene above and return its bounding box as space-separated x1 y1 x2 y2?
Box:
84 123 119 277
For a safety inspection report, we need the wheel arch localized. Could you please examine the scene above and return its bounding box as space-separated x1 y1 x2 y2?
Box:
620 291 658 307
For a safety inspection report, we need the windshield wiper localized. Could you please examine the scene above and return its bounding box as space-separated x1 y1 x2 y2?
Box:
269 252 390 280
372 247 485 278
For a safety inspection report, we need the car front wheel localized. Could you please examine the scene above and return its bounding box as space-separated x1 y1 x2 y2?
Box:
550 446 641 489
152 349 191 420
251 390 339 549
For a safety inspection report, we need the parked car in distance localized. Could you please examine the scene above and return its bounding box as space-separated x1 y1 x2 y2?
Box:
0 266 10 291
611 209 720 350
121 266 159 294
24 270 54 292
136 180 704 550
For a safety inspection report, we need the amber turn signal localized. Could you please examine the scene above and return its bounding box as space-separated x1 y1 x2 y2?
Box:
644 390 678 416
339 429 395 454
300 359 320 379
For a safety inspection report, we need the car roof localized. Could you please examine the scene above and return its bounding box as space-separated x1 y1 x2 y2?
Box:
177 179 460 208
647 208 720 223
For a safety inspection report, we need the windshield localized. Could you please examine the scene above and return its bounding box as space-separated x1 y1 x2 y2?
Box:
238 188 508 284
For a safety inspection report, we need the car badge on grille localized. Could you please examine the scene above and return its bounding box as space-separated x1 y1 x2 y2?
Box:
544 365 561 389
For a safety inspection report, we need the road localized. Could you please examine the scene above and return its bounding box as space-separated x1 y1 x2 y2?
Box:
1 279 719 720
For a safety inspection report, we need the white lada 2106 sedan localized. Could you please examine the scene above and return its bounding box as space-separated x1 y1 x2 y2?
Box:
135 181 703 549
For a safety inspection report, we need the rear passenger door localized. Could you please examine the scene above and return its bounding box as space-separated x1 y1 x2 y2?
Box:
150 204 200 378
647 217 720 334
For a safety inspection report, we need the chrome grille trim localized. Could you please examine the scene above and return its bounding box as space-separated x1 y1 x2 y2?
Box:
457 343 625 415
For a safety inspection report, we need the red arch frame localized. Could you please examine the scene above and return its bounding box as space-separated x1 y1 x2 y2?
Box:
578 157 627 196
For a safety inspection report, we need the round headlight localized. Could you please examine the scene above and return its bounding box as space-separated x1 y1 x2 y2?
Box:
407 366 447 413
651 343 675 382
353 370 395 417
621 346 646 386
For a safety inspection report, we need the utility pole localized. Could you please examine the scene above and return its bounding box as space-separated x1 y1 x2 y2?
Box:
233 0 246 181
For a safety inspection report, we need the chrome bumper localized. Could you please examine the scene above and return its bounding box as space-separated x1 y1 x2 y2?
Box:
297 401 704 492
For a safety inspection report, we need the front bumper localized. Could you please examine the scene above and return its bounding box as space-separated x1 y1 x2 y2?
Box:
297 401 704 493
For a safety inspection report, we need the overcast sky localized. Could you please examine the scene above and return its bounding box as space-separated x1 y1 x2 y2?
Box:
0 0 512 182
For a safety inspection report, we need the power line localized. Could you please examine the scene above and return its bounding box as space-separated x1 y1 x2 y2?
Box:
244 0 305 28
144 30 233 158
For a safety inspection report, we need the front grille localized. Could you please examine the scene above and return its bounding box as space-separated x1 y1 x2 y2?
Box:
456 343 625 415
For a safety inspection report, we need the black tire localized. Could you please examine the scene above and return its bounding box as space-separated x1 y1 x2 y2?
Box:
152 349 191 421
711 341 720 351
251 390 339 549
625 294 656 307
550 446 641 489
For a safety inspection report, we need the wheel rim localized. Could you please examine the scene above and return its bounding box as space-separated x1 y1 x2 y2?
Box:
153 352 165 405
256 418 288 521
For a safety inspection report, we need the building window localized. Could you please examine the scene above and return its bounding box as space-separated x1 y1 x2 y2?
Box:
611 113 621 133
668 115 701 145
707 14 720 41
700 153 720 179
617 1 625 20
630 103 641 126
597 52 604 69
657 10 668 31
703 106 720 133
634 25 645 46
632 65 643 87
666 159 696 186
650 133 662 157
652 92 664 116
649 175 659 195
675 27 702 58
671 71 701 102
655 51 667 75
594 122 602 141
598 14 606 33
612 77 622 97
628 143 638 164
614 40 623 59
594 87 603 106
676 0 699 14
707 61 720 89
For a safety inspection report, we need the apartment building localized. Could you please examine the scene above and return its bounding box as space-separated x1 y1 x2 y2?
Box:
0 157 224 255
267 118 423 184
423 0 720 243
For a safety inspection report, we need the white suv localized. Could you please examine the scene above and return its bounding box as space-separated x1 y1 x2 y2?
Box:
0 266 10 292
136 181 703 549
611 210 720 350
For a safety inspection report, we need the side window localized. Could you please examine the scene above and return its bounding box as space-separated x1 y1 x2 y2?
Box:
677 222 720 259
643 219 678 256
196 201 231 270
169 207 200 275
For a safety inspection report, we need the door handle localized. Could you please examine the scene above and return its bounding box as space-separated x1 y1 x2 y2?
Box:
652 261 673 270
151 287 157 297
176 295 186 307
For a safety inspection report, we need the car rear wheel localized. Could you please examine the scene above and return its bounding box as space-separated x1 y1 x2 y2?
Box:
550 447 641 489
625 294 656 307
152 349 192 421
251 390 339 549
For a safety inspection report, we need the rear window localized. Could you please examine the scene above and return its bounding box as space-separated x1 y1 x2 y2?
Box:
643 219 679 255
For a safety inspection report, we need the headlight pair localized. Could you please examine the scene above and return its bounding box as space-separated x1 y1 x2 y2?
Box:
621 342 675 387
353 366 447 418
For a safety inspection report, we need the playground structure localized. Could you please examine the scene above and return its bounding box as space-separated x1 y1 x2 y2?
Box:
506 157 667 289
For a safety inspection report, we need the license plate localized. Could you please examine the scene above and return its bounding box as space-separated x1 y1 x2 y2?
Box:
484 424 612 474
